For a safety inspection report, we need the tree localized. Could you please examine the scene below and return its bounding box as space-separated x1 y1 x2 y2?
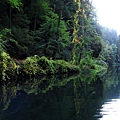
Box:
71 0 102 65
100 27 118 65
7 0 22 9
34 13 70 59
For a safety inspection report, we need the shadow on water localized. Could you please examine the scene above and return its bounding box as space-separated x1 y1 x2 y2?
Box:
0 66 119 120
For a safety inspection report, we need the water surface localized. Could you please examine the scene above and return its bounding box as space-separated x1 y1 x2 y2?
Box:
0 67 120 120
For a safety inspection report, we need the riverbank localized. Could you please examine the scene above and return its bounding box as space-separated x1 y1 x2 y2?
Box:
0 51 108 80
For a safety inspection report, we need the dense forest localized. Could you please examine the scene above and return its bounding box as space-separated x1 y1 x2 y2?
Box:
0 0 119 80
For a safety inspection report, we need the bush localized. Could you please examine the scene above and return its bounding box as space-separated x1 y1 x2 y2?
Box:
53 60 80 73
23 56 80 75
0 51 18 80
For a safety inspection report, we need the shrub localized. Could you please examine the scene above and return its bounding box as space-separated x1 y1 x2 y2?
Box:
0 51 18 80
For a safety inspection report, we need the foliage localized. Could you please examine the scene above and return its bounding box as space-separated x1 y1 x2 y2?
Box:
34 13 70 58
0 51 18 80
23 55 40 75
80 54 108 75
22 56 55 75
0 28 11 49
71 0 102 65
23 56 80 76
53 59 80 73
38 56 55 74
0 0 115 80
100 27 118 65
0 27 29 59
7 0 22 10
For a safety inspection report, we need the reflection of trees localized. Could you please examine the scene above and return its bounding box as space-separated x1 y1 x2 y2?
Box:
94 66 120 119
0 68 117 120
73 74 103 120
99 66 120 100
0 74 81 113
102 66 120 90
0 82 17 111
0 72 104 120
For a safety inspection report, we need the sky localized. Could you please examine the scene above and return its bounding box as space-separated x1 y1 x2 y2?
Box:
92 0 120 34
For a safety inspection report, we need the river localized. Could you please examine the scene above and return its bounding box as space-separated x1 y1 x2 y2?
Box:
0 66 120 120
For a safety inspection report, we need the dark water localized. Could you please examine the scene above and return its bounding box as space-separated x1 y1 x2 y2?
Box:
0 67 120 120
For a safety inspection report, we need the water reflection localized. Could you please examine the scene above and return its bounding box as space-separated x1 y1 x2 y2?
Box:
0 72 103 120
94 66 120 120
100 99 120 120
0 66 120 120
